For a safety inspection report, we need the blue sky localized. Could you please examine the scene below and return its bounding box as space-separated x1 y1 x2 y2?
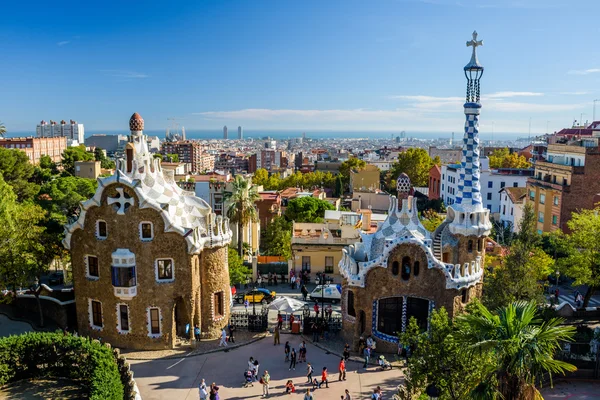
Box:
1 0 600 135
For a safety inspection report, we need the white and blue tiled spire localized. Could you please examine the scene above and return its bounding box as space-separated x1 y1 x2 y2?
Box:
448 31 491 237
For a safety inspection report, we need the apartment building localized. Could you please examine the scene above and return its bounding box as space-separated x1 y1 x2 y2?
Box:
160 140 210 173
0 136 67 164
526 143 600 233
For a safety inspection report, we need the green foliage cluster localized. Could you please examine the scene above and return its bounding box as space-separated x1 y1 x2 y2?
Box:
61 145 94 175
0 147 39 201
483 203 553 310
252 168 336 192
228 247 251 285
261 216 292 259
225 175 260 256
0 332 124 400
284 196 335 223
94 148 116 169
398 301 575 400
488 148 531 169
387 148 440 189
420 209 445 233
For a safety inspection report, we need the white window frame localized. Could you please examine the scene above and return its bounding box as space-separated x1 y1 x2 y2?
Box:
116 303 130 334
147 306 162 338
85 255 100 280
155 258 175 283
96 220 108 240
139 221 154 242
88 298 104 331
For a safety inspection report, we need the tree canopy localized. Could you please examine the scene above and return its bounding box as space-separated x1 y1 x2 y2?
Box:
228 247 251 285
0 147 39 202
225 175 260 256
94 148 115 169
61 145 94 175
488 148 531 169
483 203 553 309
339 157 366 181
261 216 292 259
38 176 98 225
284 196 335 223
252 168 336 191
388 148 440 188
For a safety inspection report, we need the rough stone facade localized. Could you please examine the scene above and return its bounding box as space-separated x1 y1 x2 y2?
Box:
65 113 232 350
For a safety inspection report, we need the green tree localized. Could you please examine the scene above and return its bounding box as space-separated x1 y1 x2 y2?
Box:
339 157 366 180
252 168 270 187
456 301 576 399
164 153 179 163
31 155 59 185
225 175 260 256
38 176 98 225
0 175 46 295
489 148 531 169
421 209 445 232
0 147 39 202
93 147 116 169
228 247 251 285
398 308 489 400
0 121 6 138
61 145 94 175
334 175 344 197
388 148 439 188
284 196 335 223
483 203 552 309
560 207 600 308
262 216 292 259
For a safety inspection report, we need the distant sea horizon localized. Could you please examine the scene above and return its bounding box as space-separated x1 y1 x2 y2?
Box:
7 129 523 141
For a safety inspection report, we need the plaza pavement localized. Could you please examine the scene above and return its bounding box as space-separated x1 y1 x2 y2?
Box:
540 380 600 399
129 333 403 400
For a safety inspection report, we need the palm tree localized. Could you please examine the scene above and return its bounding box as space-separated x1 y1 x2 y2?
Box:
225 175 260 257
456 301 576 400
0 122 6 138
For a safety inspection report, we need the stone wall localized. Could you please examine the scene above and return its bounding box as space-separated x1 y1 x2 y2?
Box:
13 297 76 329
200 246 231 338
71 184 199 350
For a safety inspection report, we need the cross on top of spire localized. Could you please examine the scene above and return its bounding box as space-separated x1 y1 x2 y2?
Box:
465 31 483 70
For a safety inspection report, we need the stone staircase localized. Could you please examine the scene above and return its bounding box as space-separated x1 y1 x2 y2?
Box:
433 231 443 260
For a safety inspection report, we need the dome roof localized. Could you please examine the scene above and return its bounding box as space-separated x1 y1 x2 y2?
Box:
396 173 411 193
129 112 144 131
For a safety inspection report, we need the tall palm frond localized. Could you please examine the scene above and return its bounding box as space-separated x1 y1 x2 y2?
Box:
0 122 6 138
224 175 260 256
456 300 576 400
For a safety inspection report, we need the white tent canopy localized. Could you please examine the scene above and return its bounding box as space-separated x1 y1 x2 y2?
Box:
267 296 305 313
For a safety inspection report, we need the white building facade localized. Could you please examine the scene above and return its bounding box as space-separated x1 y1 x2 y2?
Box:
37 119 85 146
498 187 527 233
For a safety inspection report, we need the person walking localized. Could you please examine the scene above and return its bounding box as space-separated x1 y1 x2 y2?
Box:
299 341 306 363
319 366 329 388
277 313 283 330
344 389 352 400
285 341 291 361
244 298 250 312
219 328 228 347
313 303 320 317
363 346 370 369
273 325 281 345
304 388 314 400
306 362 314 383
301 284 308 301
311 321 319 342
228 323 235 343
343 343 350 361
199 379 209 400
261 370 270 397
338 358 346 381
194 325 201 342
289 314 295 330
289 348 297 370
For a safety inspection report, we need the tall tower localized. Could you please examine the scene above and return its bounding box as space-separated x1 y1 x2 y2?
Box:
448 31 491 237
223 125 228 139
238 126 243 140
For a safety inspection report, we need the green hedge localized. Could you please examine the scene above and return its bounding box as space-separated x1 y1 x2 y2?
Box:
0 332 124 400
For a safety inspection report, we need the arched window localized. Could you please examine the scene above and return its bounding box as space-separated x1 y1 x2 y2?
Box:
413 261 420 276
391 261 399 276
347 291 356 317
401 256 411 280
467 240 473 253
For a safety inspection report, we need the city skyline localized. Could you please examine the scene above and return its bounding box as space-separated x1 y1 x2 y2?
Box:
1 0 599 134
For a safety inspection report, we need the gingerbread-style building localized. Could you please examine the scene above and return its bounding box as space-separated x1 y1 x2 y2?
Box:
338 32 492 352
64 113 232 350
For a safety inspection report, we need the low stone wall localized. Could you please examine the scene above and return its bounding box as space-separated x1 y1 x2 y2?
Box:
111 345 143 400
13 297 76 330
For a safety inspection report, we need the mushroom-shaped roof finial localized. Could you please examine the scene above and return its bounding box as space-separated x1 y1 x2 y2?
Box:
396 172 411 194
129 112 144 131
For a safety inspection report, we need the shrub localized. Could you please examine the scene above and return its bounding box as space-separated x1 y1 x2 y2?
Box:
0 332 123 400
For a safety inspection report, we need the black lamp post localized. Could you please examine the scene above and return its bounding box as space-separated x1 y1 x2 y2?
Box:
321 274 326 320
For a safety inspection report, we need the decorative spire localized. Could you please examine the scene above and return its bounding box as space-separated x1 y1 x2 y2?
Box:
129 112 144 131
447 31 491 237
464 31 484 103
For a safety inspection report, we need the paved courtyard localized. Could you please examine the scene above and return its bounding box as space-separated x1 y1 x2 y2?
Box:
129 333 403 400
541 380 600 399
0 314 34 337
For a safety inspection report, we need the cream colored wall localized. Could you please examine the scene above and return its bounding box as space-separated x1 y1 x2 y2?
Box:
292 245 344 282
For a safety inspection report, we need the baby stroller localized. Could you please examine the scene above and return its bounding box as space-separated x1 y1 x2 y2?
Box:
243 369 254 387
378 355 392 370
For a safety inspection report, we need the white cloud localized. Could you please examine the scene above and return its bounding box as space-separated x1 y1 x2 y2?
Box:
100 70 149 79
568 68 600 75
486 91 544 98
57 41 70 46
